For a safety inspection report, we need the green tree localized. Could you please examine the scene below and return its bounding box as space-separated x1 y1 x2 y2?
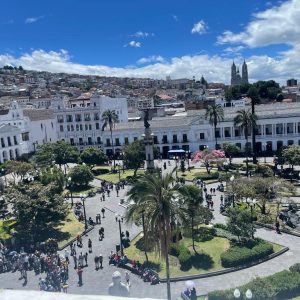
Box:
123 140 145 176
3 160 34 184
80 147 107 168
254 165 273 177
126 170 185 300
247 86 260 104
69 164 93 188
205 104 224 149
39 166 65 193
221 142 240 165
234 108 257 154
227 207 255 241
101 110 119 169
7 183 68 243
179 185 204 253
34 141 79 173
282 145 300 170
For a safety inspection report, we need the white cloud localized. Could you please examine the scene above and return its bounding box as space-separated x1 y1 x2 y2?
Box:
217 0 300 47
173 15 178 22
125 41 141 48
2 48 300 84
223 46 245 54
137 55 165 65
191 20 207 35
25 16 43 24
131 31 154 38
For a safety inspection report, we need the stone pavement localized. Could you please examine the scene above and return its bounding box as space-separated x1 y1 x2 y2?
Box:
1 160 300 299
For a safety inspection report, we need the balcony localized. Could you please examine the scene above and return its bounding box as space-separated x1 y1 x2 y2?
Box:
116 142 121 146
182 140 188 143
172 140 178 144
57 119 64 123
162 139 169 144
75 118 82 122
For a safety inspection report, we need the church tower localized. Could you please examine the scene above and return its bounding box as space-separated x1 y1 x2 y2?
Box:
231 62 237 85
242 60 249 84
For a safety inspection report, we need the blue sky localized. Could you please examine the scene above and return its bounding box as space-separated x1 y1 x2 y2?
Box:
1 0 300 83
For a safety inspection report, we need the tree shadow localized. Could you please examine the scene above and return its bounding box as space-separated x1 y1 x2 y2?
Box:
135 236 155 252
180 252 214 271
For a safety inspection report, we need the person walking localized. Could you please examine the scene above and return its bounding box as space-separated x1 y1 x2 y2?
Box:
94 255 99 270
77 266 83 286
99 254 103 269
84 252 88 267
101 208 105 218
125 271 130 286
73 255 77 270
64 249 70 264
88 239 92 253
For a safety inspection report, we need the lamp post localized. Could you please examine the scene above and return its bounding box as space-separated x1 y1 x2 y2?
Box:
263 142 267 164
234 288 253 299
248 198 257 239
175 156 179 178
246 156 249 177
230 175 235 207
68 177 74 207
80 193 88 231
115 214 124 256
1 168 7 187
185 151 190 171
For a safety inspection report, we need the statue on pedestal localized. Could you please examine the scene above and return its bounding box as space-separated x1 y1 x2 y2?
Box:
108 271 130 297
143 110 150 129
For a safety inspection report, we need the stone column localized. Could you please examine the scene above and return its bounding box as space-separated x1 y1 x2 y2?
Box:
144 127 155 171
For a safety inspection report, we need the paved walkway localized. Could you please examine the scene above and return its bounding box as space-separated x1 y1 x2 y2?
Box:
1 160 300 299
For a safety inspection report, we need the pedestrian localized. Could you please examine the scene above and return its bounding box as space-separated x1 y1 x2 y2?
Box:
125 230 129 238
94 255 99 270
99 228 103 241
84 252 88 267
98 214 101 224
102 193 105 201
73 255 77 269
99 254 103 269
101 208 105 218
116 189 119 197
79 253 84 267
125 271 130 286
107 189 110 197
77 266 83 286
88 239 92 253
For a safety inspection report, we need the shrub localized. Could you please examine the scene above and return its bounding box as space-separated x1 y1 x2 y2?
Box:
194 226 215 242
195 171 219 181
178 245 192 267
209 270 300 300
92 168 109 175
290 263 300 273
214 223 228 230
220 240 273 268
169 243 180 257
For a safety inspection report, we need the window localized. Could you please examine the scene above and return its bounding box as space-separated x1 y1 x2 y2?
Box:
182 134 188 143
94 113 99 120
200 133 205 140
153 136 158 144
85 124 88 130
88 137 92 145
106 139 111 146
124 137 129 145
70 138 74 145
71 125 74 131
96 123 100 130
215 129 220 138
41 123 43 130
67 125 70 132
75 114 82 122
51 122 53 128
79 138 83 145
134 137 138 141
57 115 64 123
66 115 73 122
162 135 168 143
1 138 5 147
97 137 101 144
80 124 83 131
173 134 178 143
76 124 79 131
89 124 92 130
84 113 91 121
21 132 29 142
115 138 120 146
7 137 11 147
14 136 18 145
60 125 64 132
224 127 231 138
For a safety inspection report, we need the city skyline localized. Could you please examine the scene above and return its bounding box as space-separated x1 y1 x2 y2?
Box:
1 0 299 83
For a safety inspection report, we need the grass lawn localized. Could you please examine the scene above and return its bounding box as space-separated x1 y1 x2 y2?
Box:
55 210 84 248
64 185 97 197
0 219 16 240
96 169 144 183
92 165 111 171
178 168 208 181
125 234 230 278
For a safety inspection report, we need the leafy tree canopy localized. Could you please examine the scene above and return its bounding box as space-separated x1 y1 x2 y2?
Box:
123 140 145 175
80 147 107 167
69 164 93 188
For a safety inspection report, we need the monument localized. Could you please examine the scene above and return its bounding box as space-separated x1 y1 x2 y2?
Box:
142 110 155 171
108 271 130 297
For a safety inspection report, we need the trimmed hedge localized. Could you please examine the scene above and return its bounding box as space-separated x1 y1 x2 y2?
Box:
208 267 300 299
220 240 273 268
195 171 219 181
168 243 192 268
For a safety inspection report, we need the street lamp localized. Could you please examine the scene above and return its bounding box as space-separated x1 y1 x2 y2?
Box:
115 214 124 256
246 156 249 177
234 288 253 299
80 193 88 231
248 198 257 239
1 168 7 187
185 151 190 171
263 142 267 164
68 177 74 207
230 175 235 207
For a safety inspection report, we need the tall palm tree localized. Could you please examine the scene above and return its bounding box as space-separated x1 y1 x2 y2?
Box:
125 170 185 300
234 108 257 155
178 185 203 253
101 110 119 169
205 104 224 149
